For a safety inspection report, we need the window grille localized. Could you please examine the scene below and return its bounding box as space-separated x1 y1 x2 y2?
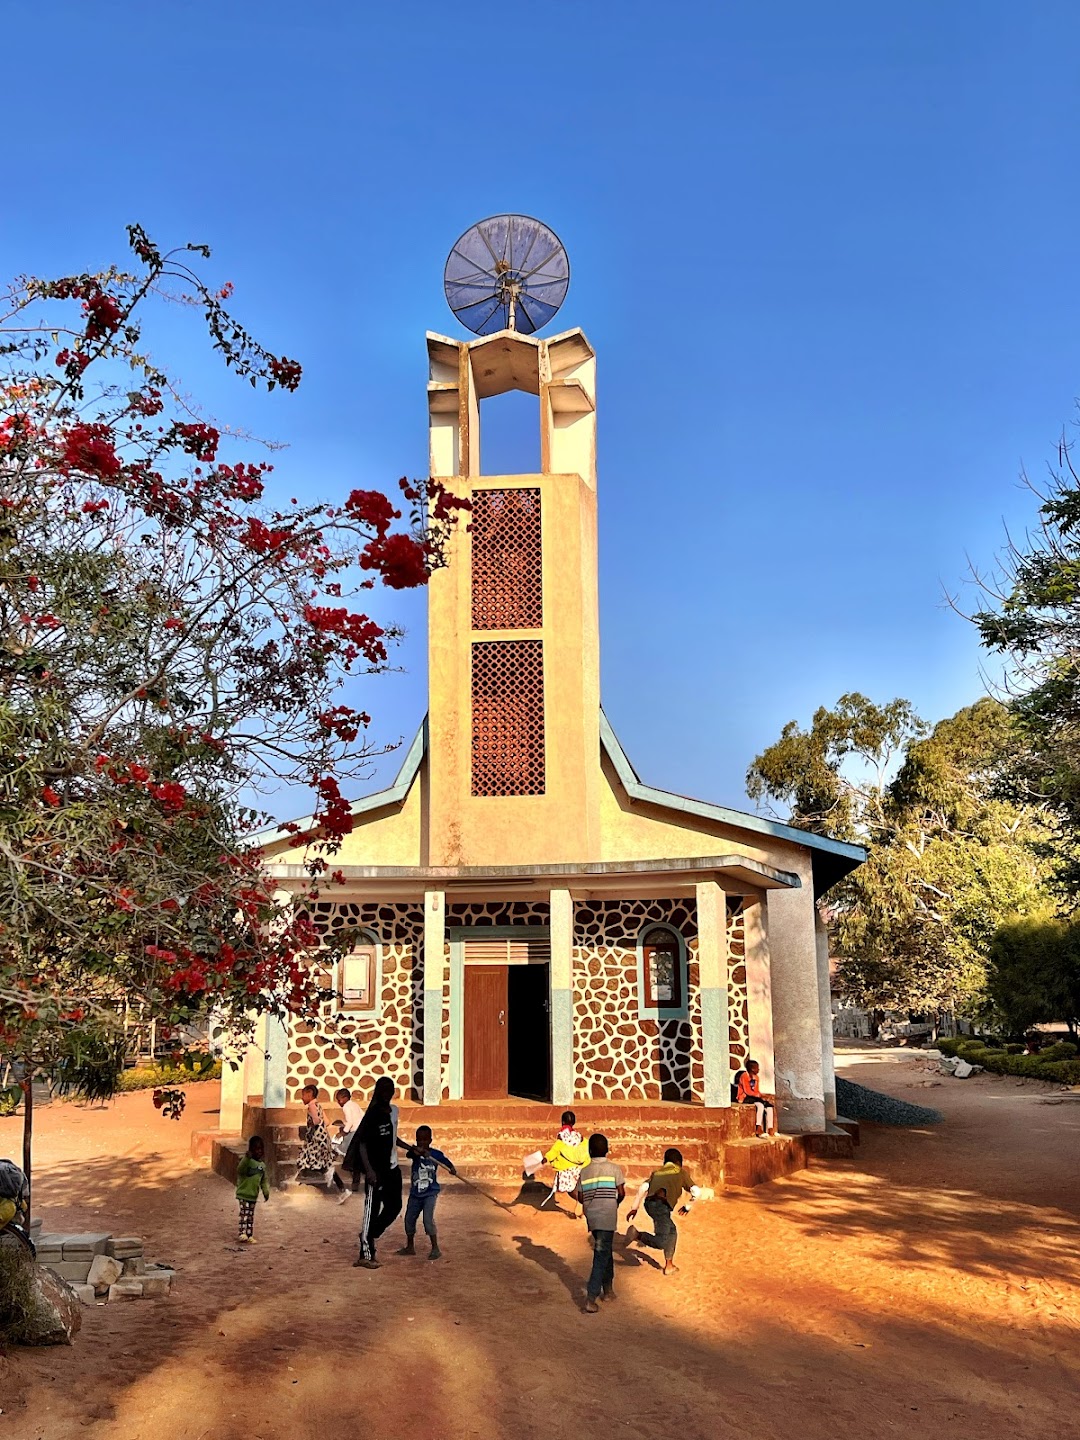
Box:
462 936 551 964
471 639 545 796
471 488 542 630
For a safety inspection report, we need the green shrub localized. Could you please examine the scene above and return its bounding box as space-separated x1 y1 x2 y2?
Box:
934 1035 1080 1085
117 1059 221 1092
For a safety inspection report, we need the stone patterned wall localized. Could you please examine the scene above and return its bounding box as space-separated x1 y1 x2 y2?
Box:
572 896 751 1102
287 901 425 1103
728 900 750 1076
284 894 752 1107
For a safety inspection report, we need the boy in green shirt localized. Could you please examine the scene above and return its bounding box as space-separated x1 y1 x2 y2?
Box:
625 1147 697 1275
235 1135 271 1243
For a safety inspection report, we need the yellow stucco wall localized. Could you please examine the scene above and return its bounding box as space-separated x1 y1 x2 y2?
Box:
261 763 425 868
427 472 601 867
597 753 808 879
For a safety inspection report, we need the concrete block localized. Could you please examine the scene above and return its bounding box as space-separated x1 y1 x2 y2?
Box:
48 1261 92 1282
87 1255 123 1290
60 1233 110 1257
140 1275 170 1299
107 1279 144 1301
105 1236 143 1258
35 1233 69 1251
73 1284 98 1306
145 1267 176 1285
35 1249 63 1266
121 1256 146 1276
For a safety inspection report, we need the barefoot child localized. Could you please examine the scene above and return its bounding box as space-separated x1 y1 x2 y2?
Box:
397 1125 457 1260
575 1133 625 1312
736 1058 777 1136
235 1136 270 1243
625 1147 697 1276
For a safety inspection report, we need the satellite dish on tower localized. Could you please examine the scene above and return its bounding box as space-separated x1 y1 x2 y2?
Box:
444 214 570 336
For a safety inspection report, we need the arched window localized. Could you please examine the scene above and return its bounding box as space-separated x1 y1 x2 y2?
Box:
637 924 688 1018
337 931 379 1013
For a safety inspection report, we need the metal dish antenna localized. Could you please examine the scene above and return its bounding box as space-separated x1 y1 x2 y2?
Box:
444 214 570 336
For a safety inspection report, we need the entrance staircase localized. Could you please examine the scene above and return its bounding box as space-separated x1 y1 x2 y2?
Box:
199 1098 856 1193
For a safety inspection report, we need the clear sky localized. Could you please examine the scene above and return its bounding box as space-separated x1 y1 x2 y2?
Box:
7 2 1080 818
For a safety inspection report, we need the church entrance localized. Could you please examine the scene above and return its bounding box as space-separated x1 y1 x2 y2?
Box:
461 937 551 1101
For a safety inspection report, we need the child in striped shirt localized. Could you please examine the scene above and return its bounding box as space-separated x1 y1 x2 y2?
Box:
575 1134 625 1312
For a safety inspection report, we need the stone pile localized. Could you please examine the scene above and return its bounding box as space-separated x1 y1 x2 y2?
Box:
35 1231 176 1305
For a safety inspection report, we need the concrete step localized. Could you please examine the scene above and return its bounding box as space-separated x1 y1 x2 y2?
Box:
722 1134 809 1188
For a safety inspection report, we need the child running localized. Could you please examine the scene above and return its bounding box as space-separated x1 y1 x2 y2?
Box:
575 1133 625 1312
625 1147 697 1276
235 1135 271 1243
396 1125 457 1261
544 1111 587 1217
736 1058 777 1136
333 1087 364 1205
297 1083 345 1192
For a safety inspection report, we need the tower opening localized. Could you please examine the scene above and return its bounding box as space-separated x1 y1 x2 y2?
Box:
479 389 541 475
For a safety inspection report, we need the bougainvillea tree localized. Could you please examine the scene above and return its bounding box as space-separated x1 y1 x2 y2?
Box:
0 228 466 1210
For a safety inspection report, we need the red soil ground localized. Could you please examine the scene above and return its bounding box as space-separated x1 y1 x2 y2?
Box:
1 1049 1078 1440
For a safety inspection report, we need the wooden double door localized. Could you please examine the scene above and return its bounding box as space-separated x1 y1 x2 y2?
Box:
463 963 550 1101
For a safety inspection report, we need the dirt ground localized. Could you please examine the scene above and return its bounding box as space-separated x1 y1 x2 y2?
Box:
1 1050 1079 1440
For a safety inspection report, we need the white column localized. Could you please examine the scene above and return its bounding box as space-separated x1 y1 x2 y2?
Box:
696 880 730 1109
549 888 575 1105
743 898 775 1094
816 908 837 1122
423 890 446 1105
766 870 826 1132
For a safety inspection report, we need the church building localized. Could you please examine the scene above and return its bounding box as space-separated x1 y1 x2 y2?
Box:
223 317 865 1152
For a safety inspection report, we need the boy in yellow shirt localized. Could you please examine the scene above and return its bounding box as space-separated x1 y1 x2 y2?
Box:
625 1147 697 1275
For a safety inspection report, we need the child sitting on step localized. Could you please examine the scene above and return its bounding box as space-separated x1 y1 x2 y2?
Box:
736 1058 777 1137
235 1135 271 1243
397 1125 456 1260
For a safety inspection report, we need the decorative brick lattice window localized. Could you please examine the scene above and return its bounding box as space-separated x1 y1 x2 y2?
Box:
471 639 545 795
471 488 542 630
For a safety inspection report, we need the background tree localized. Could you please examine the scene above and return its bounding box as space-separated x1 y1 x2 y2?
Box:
0 229 466 1211
986 917 1080 1040
748 696 1052 1018
973 431 1080 895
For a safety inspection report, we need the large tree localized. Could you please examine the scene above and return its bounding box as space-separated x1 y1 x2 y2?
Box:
0 229 465 1209
973 434 1080 895
748 696 1052 1016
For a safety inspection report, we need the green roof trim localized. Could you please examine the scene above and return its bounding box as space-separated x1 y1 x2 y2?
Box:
599 710 866 896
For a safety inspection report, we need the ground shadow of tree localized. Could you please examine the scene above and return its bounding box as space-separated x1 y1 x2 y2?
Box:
5 1150 1079 1440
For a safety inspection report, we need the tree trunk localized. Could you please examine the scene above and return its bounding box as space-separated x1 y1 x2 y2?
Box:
22 1068 33 1225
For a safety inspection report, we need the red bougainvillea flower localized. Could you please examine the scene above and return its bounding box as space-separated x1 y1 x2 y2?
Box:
61 422 122 479
41 786 61 807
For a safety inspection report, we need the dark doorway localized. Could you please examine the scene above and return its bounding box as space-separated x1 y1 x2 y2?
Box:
464 965 508 1099
508 962 551 1102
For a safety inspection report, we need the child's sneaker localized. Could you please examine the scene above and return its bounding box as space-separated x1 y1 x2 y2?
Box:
337 1189 352 1206
428 1245 441 1261
583 1298 600 1313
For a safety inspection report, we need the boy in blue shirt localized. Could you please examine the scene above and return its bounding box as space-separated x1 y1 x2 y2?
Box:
397 1124 456 1261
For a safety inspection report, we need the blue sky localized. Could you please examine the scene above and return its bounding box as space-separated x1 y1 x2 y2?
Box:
7 2 1080 818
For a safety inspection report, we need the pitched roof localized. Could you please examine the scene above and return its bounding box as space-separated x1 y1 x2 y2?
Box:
250 711 866 897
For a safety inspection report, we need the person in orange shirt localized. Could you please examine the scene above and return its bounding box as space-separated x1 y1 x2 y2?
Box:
736 1058 777 1137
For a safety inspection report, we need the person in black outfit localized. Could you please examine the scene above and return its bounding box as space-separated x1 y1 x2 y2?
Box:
347 1077 402 1269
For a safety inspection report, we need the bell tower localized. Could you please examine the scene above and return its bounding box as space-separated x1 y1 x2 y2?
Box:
424 325 600 865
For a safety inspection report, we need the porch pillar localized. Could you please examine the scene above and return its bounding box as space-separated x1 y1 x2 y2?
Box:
743 898 775 1094
423 889 446 1105
261 888 292 1111
549 887 575 1106
696 880 730 1109
767 869 826 1132
219 1012 263 1132
816 908 837 1122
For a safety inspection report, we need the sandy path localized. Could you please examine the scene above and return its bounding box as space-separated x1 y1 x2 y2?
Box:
1 1053 1078 1440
